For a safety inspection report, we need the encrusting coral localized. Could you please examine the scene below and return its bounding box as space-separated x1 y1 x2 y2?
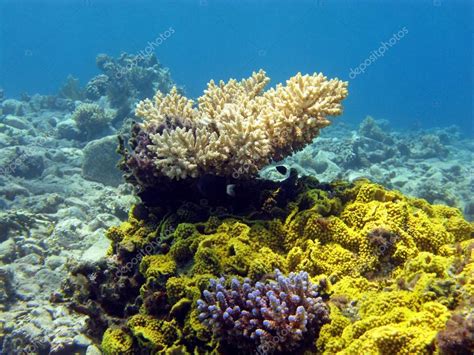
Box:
121 70 348 184
316 240 474 355
101 327 133 355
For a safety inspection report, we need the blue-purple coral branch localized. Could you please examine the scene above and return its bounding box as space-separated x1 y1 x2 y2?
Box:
197 269 329 353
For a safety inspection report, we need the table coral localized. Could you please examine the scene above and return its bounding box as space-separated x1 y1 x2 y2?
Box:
121 70 348 185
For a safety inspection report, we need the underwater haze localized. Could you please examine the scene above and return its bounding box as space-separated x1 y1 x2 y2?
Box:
1 0 472 134
1 1 474 355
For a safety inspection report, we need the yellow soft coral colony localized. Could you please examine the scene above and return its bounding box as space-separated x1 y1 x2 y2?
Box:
135 70 348 180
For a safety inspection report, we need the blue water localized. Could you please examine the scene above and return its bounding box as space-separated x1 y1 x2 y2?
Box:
0 0 472 134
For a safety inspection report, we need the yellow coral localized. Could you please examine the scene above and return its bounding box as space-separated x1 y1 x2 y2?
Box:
191 221 286 277
140 254 177 280
319 287 451 354
105 206 158 252
127 314 179 351
316 243 474 354
101 328 134 355
283 181 473 279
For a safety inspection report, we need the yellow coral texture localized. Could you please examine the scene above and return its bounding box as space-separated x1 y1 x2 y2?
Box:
101 180 473 354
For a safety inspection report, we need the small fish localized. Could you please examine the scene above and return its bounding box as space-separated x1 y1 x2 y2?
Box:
226 184 236 197
196 174 227 200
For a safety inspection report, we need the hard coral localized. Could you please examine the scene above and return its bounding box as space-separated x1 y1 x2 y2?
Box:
316 239 474 354
71 103 115 140
101 327 133 355
437 312 474 354
87 52 176 124
197 269 329 353
286 180 473 281
127 314 180 351
121 70 348 184
94 52 174 102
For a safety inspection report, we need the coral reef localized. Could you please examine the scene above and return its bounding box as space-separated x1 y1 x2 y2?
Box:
437 312 474 354
120 70 348 186
0 53 173 354
71 103 115 141
58 75 85 101
262 117 473 220
2 58 472 354
62 176 473 354
197 269 329 353
86 53 176 123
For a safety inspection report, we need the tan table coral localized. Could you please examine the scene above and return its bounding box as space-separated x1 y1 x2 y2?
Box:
131 70 348 181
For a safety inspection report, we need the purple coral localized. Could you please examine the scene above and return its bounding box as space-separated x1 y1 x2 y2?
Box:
197 269 329 353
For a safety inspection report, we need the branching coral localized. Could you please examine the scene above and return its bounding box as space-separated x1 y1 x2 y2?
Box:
197 269 329 353
122 70 348 183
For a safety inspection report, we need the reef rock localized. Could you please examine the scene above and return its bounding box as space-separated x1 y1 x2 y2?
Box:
82 135 124 186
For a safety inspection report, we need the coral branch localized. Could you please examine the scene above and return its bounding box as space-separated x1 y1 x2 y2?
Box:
196 269 329 353
122 70 348 184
